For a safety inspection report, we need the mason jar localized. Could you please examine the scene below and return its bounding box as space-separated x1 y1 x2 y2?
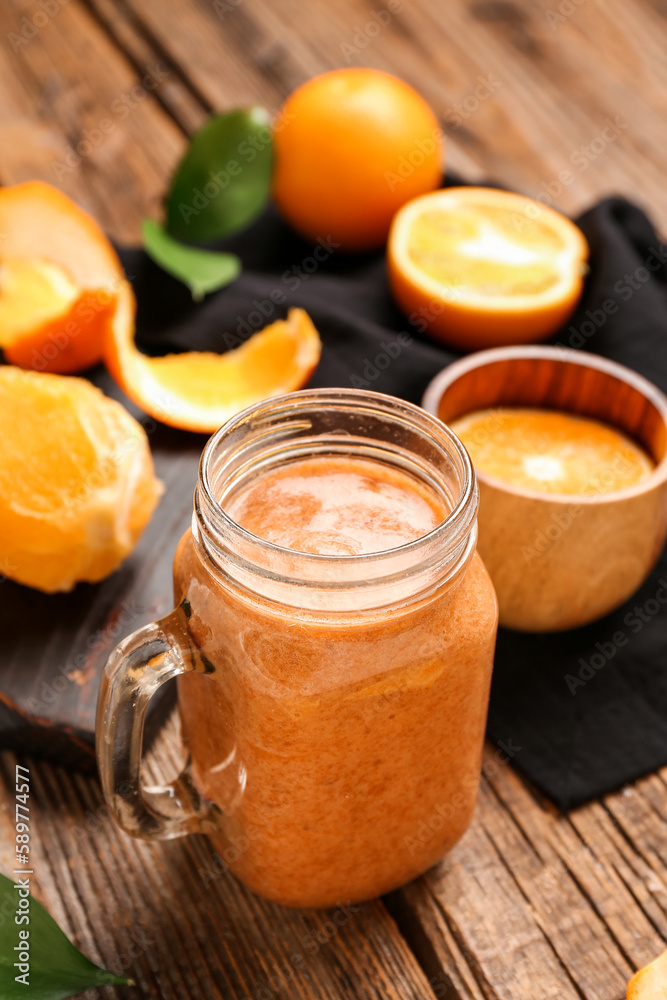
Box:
97 388 498 908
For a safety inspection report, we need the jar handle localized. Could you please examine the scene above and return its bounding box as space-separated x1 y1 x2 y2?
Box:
96 604 213 840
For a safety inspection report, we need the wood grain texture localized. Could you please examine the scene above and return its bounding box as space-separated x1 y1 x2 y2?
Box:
1 1 667 997
5 734 667 999
0 0 185 240
0 734 439 1000
392 747 667 1000
107 0 667 231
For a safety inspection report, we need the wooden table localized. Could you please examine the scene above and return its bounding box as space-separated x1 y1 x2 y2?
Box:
2 1 667 997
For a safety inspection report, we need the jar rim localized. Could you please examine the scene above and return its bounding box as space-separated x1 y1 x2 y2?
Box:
196 388 477 581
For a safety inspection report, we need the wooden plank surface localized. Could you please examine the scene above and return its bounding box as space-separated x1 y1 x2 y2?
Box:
0 0 185 240
89 0 667 232
392 749 667 1000
0 727 438 1000
2 0 667 997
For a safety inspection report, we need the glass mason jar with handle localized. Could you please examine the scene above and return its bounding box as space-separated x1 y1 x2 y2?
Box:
97 388 498 908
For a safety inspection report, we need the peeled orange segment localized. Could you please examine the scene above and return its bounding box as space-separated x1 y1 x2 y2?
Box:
0 258 78 334
0 366 163 593
0 257 117 373
105 285 322 433
0 181 124 373
387 187 589 351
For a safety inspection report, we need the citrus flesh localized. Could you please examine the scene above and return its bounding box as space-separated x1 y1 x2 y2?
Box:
0 258 79 335
0 365 162 592
104 284 322 433
0 181 124 373
388 187 588 350
451 408 653 496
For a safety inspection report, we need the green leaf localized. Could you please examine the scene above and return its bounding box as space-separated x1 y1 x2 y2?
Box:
143 219 241 300
0 873 132 1000
166 106 273 242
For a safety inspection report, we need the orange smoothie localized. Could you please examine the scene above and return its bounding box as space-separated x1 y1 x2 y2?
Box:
226 456 443 554
174 453 498 907
451 407 654 495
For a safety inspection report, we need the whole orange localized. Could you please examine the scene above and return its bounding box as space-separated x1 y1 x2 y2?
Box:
272 69 443 252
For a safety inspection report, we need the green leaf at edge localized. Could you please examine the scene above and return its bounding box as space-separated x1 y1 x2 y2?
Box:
0 873 132 1000
142 219 241 301
165 106 273 243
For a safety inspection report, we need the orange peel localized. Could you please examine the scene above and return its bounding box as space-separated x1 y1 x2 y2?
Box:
104 285 322 433
0 181 124 373
628 948 667 999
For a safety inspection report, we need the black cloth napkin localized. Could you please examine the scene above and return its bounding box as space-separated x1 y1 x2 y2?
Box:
118 187 667 811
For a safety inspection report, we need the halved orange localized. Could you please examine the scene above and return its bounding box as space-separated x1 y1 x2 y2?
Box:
387 187 589 351
0 365 162 593
0 181 124 373
105 285 322 433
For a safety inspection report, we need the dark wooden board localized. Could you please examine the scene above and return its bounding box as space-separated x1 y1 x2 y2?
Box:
0 370 206 768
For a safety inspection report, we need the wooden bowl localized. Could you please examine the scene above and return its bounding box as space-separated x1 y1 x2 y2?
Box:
422 346 667 632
